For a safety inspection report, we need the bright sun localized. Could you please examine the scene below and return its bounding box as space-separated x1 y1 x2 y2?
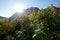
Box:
13 4 25 13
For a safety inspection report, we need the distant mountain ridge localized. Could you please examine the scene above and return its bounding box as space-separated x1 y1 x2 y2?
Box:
0 16 6 19
9 7 39 20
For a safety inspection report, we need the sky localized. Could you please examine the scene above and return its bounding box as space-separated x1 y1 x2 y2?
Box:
0 0 60 18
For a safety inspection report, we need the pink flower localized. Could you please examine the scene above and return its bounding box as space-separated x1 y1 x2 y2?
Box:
53 30 60 34
26 34 30 39
53 32 56 34
37 24 41 29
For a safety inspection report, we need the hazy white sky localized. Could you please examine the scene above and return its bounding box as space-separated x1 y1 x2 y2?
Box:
0 0 60 18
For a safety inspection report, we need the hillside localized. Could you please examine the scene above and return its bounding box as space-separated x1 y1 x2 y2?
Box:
9 7 39 20
0 16 6 19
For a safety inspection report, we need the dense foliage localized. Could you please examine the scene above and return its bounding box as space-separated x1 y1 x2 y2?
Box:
0 6 60 40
